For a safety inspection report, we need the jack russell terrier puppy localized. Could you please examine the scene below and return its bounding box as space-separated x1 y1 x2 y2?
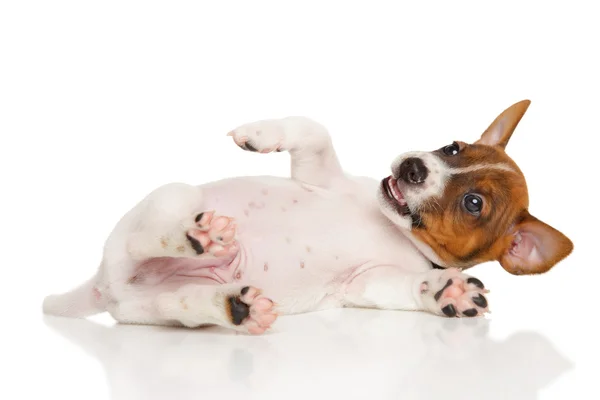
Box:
43 100 573 334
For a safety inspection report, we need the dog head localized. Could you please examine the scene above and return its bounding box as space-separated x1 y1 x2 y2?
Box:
378 100 573 275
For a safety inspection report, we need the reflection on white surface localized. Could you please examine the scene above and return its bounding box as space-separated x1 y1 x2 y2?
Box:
44 309 572 400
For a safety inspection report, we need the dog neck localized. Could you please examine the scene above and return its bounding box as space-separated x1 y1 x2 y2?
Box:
401 229 450 268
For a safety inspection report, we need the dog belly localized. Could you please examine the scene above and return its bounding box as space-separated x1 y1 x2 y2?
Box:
193 176 429 310
201 176 379 271
108 175 429 314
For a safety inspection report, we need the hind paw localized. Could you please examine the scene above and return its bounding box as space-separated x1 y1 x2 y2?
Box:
227 286 278 334
186 212 238 258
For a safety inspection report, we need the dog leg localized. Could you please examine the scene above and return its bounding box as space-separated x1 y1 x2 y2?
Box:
228 116 344 187
112 284 278 334
343 266 490 317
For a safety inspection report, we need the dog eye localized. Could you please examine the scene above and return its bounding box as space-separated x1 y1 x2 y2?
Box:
463 194 483 214
442 142 460 156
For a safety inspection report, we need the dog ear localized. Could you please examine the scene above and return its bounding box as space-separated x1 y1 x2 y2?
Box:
474 100 531 149
498 210 573 275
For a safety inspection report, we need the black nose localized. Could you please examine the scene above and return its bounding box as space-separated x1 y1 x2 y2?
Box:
399 157 429 184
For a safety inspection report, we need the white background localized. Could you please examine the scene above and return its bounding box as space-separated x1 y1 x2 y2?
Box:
1 1 598 399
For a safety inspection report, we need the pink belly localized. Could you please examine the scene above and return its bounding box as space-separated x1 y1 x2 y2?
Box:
130 255 241 286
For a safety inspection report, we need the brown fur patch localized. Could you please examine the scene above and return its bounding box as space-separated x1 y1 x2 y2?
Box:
411 144 528 268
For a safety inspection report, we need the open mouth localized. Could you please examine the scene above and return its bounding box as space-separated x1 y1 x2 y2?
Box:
381 176 411 216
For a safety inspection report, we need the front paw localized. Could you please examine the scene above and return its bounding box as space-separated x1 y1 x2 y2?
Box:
420 268 490 318
227 119 286 153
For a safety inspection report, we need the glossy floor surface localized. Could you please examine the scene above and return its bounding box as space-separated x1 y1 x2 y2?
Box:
8 301 592 400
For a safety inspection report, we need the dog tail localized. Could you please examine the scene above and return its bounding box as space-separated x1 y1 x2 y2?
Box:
43 269 105 318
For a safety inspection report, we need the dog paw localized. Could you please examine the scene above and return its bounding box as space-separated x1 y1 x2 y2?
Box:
227 286 278 334
186 212 238 258
420 268 490 318
227 119 286 153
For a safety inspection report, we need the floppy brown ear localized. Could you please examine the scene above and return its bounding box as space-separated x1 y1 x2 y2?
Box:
475 99 531 149
499 211 573 275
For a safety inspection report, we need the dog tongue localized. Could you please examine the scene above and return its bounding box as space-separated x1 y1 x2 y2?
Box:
388 177 406 204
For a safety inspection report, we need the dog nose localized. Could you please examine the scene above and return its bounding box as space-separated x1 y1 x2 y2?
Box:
399 157 429 184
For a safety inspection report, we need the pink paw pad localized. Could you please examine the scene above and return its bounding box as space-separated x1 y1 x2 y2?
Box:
425 268 490 318
186 212 238 258
228 286 278 335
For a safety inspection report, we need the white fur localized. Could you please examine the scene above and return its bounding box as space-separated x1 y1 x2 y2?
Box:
448 163 516 174
43 116 490 332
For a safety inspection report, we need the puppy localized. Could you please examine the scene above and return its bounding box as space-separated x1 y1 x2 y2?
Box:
43 100 573 334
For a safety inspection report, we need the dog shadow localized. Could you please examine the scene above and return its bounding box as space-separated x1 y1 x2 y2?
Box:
43 310 572 399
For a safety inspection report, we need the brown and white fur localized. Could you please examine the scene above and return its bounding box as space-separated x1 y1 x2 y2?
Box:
43 100 573 334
